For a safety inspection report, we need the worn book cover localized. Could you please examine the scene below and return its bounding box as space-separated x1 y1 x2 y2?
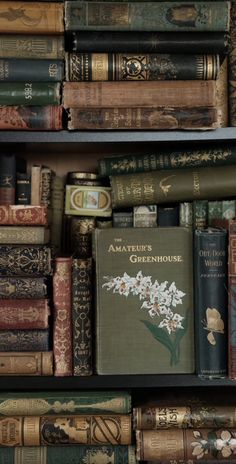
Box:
0 277 47 299
0 352 53 376
94 227 194 374
0 205 48 225
0 226 50 244
0 329 50 352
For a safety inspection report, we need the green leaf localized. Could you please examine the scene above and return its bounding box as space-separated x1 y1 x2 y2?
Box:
140 319 177 365
173 309 189 362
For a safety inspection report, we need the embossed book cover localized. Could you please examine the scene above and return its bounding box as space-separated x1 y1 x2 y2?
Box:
94 227 194 374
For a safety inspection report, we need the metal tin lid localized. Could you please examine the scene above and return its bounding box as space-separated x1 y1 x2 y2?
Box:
67 171 98 180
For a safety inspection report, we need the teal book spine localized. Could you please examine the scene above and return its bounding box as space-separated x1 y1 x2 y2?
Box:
65 1 230 32
0 83 60 105
0 59 64 82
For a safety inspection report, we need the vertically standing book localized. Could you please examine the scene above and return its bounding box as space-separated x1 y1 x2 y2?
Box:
228 221 236 379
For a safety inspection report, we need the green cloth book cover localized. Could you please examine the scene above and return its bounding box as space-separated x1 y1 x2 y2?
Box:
94 227 194 374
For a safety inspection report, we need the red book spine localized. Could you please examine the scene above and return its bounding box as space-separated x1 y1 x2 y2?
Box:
0 205 48 225
0 106 63 130
228 220 236 379
0 299 50 329
53 257 73 376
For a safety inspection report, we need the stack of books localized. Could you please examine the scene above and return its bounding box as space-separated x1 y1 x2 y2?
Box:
63 0 230 130
0 0 64 130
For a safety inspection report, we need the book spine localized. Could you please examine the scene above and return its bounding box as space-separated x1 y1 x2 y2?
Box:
193 200 208 230
0 414 132 445
53 257 73 377
64 1 230 32
68 106 218 130
208 200 222 226
71 31 229 55
16 173 31 205
50 175 64 252
0 277 47 299
216 56 228 127
30 165 41 206
0 226 49 244
110 164 236 208
0 352 53 376
194 229 228 378
98 146 236 177
0 154 16 205
0 35 65 59
66 53 220 81
0 59 64 82
136 428 236 461
112 211 133 228
40 168 52 207
0 245 52 277
179 202 193 228
229 2 236 126
228 221 236 379
0 205 48 225
157 205 179 227
0 2 64 34
0 445 137 464
0 329 50 351
0 83 61 106
0 106 63 130
63 80 216 109
70 217 96 258
72 258 93 376
133 205 157 228
0 300 50 329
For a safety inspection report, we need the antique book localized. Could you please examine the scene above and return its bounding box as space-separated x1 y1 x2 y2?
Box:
110 164 236 208
0 329 50 352
70 31 229 54
94 227 194 374
0 352 53 376
0 154 26 205
0 82 61 106
216 56 228 127
0 205 48 225
16 173 31 205
0 299 50 329
229 2 236 126
136 428 236 461
207 200 222 226
65 53 220 81
53 257 73 377
69 216 96 258
0 35 65 59
228 221 236 379
193 200 208 230
179 202 193 229
72 257 93 376
133 205 157 228
64 2 230 32
113 211 133 228
157 205 179 227
50 175 65 252
0 106 63 130
67 107 219 131
0 226 50 244
0 277 47 299
0 414 132 445
30 165 41 206
0 2 64 34
194 228 228 378
0 245 52 276
0 391 131 415
63 80 216 109
0 59 64 82
0 445 137 464
40 166 53 207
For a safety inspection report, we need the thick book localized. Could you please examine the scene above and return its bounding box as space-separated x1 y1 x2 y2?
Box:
0 59 64 82
53 257 73 377
110 164 236 209
194 228 228 378
136 428 236 461
0 277 47 299
0 2 64 34
67 107 219 131
0 35 65 59
70 31 229 54
0 83 61 106
0 391 131 415
94 227 194 374
0 154 26 205
0 352 53 376
0 106 63 130
0 205 48 225
0 299 50 329
228 221 236 379
0 245 52 276
0 445 137 464
0 414 132 445
65 53 220 81
0 226 50 244
0 329 50 352
64 2 230 32
62 80 216 109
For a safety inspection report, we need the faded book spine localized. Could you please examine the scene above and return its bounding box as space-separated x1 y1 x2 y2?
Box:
0 329 50 351
110 164 236 208
228 221 236 379
0 352 53 376
53 257 73 377
72 258 93 376
0 414 132 445
0 2 64 34
136 428 236 461
64 1 230 32
0 35 65 59
0 106 63 130
0 154 17 205
62 80 216 108
194 228 228 378
71 31 229 54
0 299 50 329
229 2 236 126
66 53 220 81
0 205 48 225
0 445 137 464
0 59 64 81
0 83 61 106
67 106 218 130
0 277 47 299
0 245 52 277
0 226 49 244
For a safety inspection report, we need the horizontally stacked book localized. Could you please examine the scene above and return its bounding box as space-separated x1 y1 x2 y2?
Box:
63 0 230 130
0 0 64 130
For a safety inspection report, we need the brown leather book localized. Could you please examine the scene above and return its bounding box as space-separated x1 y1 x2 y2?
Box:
0 205 48 225
0 299 50 329
0 352 53 376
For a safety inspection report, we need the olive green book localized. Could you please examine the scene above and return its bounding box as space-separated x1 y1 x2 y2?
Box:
94 227 194 374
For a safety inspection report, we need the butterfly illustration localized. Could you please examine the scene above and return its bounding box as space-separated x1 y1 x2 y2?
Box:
202 307 224 345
